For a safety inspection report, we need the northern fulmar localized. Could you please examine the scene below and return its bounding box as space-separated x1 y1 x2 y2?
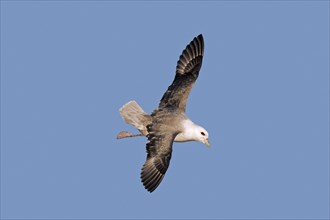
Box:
117 34 210 192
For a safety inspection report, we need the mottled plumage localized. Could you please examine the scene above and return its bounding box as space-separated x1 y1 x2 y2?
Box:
159 34 204 112
118 34 210 192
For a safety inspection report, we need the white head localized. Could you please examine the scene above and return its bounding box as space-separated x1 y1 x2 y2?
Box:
175 120 211 147
193 125 211 147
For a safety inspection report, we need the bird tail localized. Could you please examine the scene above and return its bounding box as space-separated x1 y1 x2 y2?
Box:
118 100 151 136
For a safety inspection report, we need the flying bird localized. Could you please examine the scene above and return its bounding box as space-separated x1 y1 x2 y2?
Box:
117 34 210 192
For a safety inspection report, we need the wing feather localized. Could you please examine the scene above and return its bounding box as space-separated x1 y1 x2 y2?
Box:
158 34 204 112
140 131 176 192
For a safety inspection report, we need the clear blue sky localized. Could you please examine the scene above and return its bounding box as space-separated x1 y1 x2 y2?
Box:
1 1 329 219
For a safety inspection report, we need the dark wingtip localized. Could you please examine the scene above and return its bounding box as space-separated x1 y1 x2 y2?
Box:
176 34 204 75
140 158 166 193
195 34 204 45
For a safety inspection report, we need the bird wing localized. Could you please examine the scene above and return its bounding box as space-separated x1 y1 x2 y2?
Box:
158 34 204 112
140 125 177 192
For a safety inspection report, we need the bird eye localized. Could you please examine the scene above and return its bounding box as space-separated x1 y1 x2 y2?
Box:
201 132 205 136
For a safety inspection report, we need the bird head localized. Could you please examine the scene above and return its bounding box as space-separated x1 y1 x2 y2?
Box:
195 126 211 147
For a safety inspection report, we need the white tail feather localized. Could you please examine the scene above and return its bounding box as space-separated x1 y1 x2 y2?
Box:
119 100 151 135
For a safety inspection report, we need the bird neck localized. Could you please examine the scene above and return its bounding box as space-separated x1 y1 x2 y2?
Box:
174 120 199 142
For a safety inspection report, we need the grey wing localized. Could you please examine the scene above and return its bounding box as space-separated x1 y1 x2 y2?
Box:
140 130 177 192
158 34 204 112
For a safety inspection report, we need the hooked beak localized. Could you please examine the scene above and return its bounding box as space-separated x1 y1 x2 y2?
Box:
204 138 211 148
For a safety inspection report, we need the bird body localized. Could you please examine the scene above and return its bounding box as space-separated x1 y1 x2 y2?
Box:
118 34 210 192
118 101 209 144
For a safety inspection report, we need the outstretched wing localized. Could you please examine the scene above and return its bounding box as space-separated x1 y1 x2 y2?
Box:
140 128 177 192
158 34 204 112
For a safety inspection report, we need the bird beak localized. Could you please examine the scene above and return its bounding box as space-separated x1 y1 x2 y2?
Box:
204 139 211 148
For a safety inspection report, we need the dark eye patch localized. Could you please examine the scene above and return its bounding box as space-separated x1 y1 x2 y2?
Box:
201 132 205 136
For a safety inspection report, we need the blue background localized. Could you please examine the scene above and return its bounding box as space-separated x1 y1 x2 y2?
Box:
1 1 329 219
